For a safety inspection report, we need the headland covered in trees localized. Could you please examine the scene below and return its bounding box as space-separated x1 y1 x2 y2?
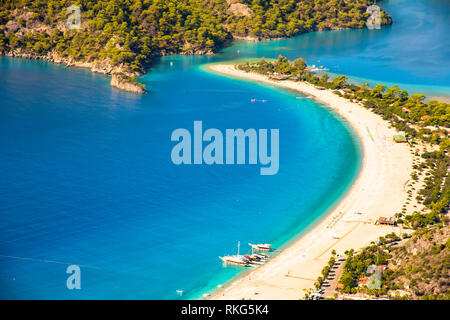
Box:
0 0 391 92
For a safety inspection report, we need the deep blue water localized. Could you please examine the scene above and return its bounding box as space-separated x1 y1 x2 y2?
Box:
0 0 448 299
0 56 360 299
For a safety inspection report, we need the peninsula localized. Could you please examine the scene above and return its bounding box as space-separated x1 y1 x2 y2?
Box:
205 58 449 300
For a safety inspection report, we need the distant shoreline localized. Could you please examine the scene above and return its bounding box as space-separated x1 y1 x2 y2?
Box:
203 63 414 300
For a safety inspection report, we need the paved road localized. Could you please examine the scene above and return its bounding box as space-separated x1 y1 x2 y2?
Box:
322 256 346 298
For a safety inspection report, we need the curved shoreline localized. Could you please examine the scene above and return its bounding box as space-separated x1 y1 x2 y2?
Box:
204 63 413 300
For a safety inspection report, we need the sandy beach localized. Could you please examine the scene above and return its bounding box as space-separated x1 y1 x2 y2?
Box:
205 64 414 300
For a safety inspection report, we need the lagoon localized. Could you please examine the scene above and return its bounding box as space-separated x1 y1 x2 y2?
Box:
0 55 361 299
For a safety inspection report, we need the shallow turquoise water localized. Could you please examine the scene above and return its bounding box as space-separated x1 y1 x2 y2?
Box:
0 0 448 299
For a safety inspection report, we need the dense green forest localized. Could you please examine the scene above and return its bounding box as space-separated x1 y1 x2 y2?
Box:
338 226 449 299
0 0 391 78
226 0 391 38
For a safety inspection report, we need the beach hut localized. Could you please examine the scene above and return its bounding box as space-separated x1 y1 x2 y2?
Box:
433 131 446 137
393 135 407 143
376 217 396 225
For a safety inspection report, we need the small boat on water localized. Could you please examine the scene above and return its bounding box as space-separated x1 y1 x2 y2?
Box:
308 64 329 72
220 242 272 265
249 243 272 251
220 241 249 266
252 253 268 260
220 255 248 265
244 255 265 265
244 254 266 262
251 99 268 103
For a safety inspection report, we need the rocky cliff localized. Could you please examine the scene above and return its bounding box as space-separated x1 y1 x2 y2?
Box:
3 48 147 94
110 74 146 94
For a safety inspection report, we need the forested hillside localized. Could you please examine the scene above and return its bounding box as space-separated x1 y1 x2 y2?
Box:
226 0 391 38
338 226 449 299
0 0 391 91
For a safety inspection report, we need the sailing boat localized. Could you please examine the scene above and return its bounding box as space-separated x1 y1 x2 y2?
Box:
248 243 272 251
219 241 249 265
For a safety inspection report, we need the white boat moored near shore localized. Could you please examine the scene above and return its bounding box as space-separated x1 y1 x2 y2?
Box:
249 243 272 251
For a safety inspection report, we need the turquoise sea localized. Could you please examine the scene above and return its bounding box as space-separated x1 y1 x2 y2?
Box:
0 0 448 299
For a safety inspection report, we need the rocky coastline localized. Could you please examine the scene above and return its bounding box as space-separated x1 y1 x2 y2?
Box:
1 46 220 94
2 48 148 94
